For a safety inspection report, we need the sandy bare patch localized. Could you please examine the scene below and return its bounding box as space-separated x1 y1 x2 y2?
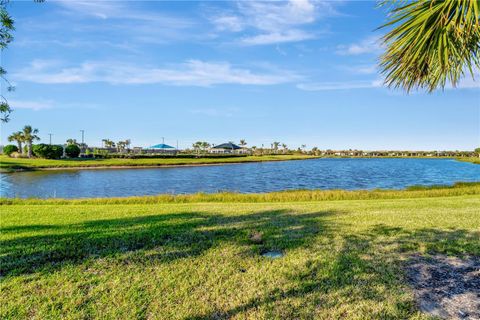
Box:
406 254 480 319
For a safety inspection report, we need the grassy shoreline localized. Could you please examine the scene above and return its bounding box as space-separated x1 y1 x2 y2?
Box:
457 157 480 164
1 186 479 319
2 182 479 204
0 154 318 172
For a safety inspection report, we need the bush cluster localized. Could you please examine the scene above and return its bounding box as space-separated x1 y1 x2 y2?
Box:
65 144 81 158
32 144 64 159
94 153 248 159
3 144 18 156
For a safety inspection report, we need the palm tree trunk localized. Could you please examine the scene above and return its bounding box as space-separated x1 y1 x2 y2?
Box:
27 142 32 158
17 141 22 154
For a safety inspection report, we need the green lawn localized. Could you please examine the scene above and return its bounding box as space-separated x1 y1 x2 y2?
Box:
458 157 480 165
0 154 318 171
1 188 479 319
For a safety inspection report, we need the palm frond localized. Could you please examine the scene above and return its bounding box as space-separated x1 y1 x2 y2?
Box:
379 0 480 92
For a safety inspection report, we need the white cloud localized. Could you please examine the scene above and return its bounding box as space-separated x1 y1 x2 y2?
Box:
14 59 301 87
241 30 315 46
298 74 480 92
50 0 195 45
297 79 383 91
10 100 54 111
55 0 191 26
455 71 480 89
336 36 383 56
209 0 336 45
211 15 244 32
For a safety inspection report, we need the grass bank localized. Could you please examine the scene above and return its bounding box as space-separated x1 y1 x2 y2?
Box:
457 157 480 165
1 186 479 319
2 181 479 205
0 154 318 172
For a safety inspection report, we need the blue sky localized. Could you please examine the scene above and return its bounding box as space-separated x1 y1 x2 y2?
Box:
1 0 479 150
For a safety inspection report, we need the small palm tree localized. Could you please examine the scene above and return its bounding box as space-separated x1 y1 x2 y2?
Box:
239 139 247 147
22 125 40 158
192 141 202 155
201 141 211 154
117 141 126 152
380 0 480 92
66 139 77 145
103 139 115 148
8 131 24 154
272 142 280 153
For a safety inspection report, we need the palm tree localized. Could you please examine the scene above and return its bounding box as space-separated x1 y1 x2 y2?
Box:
239 139 247 148
22 125 40 158
102 139 108 148
380 0 479 92
272 142 280 154
201 141 211 154
66 139 77 145
8 131 24 154
301 144 307 153
192 141 202 155
103 139 115 148
281 143 287 154
117 141 126 152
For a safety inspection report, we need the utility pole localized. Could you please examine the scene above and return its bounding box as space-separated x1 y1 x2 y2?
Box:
162 137 165 144
80 130 85 145
48 133 53 145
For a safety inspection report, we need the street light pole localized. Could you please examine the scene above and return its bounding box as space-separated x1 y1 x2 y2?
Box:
48 133 53 145
80 130 85 145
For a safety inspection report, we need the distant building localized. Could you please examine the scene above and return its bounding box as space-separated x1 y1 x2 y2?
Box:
145 143 177 154
210 142 248 154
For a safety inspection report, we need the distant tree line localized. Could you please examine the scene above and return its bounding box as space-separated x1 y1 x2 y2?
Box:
3 131 479 159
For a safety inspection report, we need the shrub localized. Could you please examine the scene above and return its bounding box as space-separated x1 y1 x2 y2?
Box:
65 144 81 158
32 144 64 159
102 153 248 159
3 144 18 156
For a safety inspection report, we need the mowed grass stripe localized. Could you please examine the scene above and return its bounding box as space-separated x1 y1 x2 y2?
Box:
1 193 479 319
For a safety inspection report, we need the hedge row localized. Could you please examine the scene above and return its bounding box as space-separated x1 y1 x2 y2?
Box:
32 144 64 159
91 153 249 159
3 144 82 159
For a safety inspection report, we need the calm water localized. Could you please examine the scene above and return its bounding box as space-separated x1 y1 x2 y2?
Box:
1 158 480 199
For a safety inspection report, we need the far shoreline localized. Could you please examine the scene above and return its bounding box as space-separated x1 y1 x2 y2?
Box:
1 156 478 173
0 155 319 173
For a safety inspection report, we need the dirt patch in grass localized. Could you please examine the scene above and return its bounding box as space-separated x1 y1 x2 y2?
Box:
406 254 480 320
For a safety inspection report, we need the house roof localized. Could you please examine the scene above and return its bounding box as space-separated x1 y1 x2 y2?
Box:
212 142 241 150
148 143 175 149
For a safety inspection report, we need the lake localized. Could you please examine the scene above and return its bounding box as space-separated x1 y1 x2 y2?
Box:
1 158 480 199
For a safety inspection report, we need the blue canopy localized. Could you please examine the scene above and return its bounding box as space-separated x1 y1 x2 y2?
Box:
148 143 175 149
